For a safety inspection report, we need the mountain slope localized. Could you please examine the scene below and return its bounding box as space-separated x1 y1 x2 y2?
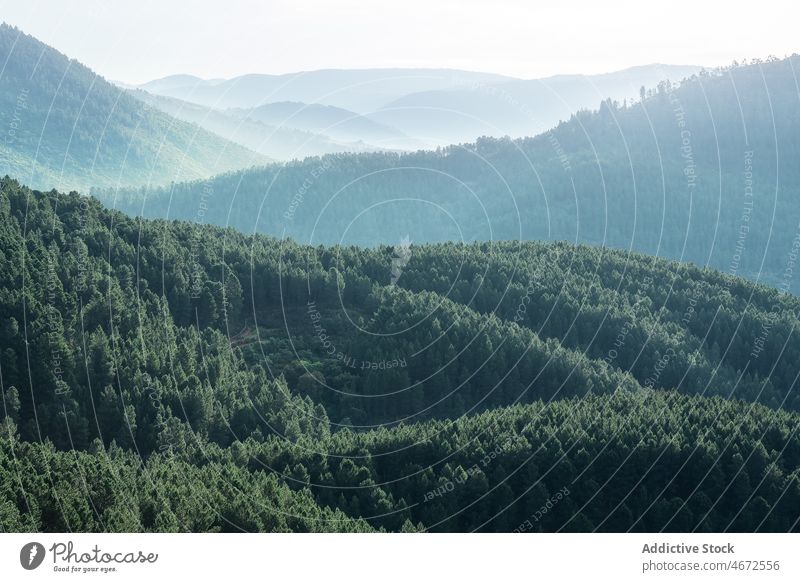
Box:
3 179 800 531
99 56 800 292
0 23 266 192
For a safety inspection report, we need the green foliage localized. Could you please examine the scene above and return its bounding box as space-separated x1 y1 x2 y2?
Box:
250 391 800 532
0 437 373 532
1 178 799 531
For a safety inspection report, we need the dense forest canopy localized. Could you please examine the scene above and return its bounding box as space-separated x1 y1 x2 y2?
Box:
0 23 266 192
97 55 800 293
1 179 799 532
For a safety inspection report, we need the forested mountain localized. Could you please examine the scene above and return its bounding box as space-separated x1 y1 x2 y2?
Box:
2 179 799 532
99 55 800 292
0 23 266 192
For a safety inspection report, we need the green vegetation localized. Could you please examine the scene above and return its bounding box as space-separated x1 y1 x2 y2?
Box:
1 179 799 531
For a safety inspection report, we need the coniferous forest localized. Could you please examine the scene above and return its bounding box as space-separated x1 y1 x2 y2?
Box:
2 178 800 532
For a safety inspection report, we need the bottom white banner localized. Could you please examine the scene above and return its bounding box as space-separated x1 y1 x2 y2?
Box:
0 533 796 580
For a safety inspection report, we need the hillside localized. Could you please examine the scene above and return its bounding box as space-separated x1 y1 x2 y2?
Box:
1 179 799 531
98 56 800 292
0 23 266 192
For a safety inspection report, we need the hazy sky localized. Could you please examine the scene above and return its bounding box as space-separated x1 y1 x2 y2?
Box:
1 0 798 84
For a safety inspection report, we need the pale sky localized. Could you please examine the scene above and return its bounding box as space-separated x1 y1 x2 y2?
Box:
1 0 798 84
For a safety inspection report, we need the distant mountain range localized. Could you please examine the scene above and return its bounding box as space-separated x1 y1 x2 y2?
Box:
134 64 701 152
0 23 267 192
138 68 516 112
